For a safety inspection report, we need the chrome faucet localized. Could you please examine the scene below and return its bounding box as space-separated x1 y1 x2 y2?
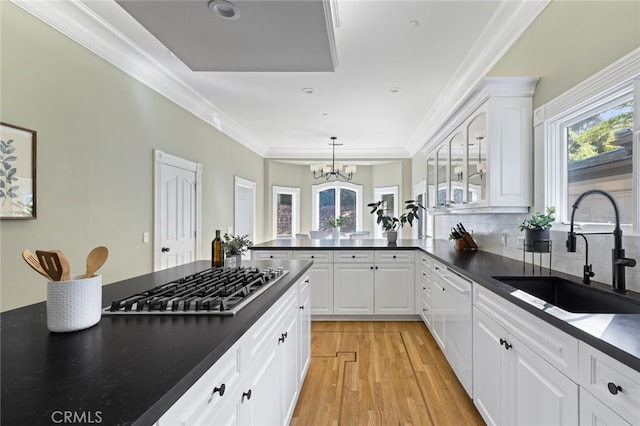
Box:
566 189 636 292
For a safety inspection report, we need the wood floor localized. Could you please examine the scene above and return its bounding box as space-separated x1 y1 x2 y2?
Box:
291 321 485 426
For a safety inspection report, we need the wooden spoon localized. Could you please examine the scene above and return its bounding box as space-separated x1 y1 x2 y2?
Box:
22 249 52 280
36 250 63 282
83 246 108 278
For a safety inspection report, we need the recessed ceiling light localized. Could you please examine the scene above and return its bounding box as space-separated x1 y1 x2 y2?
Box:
208 0 240 20
389 87 401 94
301 88 315 94
409 19 420 28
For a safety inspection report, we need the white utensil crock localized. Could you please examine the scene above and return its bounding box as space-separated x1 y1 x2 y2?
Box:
46 274 102 332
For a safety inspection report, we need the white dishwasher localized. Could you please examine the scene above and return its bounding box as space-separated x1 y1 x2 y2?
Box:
436 266 473 397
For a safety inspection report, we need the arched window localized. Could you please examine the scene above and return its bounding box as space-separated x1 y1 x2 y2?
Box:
312 182 363 233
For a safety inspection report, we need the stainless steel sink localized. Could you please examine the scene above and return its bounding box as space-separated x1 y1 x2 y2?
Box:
492 276 640 314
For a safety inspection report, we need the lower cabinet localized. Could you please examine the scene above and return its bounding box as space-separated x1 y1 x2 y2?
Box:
157 274 310 426
580 388 631 426
293 251 333 315
473 299 579 425
333 263 375 314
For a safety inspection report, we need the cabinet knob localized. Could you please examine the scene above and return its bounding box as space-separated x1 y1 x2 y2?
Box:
393 255 397 258
242 389 252 402
269 255 274 258
299 305 305 310
161 247 170 253
352 255 356 258
311 255 315 259
208 383 226 402
607 382 622 395
370 266 374 270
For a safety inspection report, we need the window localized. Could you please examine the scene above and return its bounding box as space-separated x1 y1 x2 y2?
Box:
312 182 363 233
273 186 300 239
543 51 639 232
373 186 398 239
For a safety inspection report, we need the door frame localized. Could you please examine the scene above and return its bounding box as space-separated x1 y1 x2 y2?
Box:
234 176 256 243
153 149 202 271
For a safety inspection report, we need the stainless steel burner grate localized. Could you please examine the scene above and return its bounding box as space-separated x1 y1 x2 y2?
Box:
103 266 288 316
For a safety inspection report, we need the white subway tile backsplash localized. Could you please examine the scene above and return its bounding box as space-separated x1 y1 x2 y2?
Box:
434 214 640 293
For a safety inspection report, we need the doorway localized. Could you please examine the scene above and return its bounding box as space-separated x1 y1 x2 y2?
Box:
234 176 256 252
153 150 202 271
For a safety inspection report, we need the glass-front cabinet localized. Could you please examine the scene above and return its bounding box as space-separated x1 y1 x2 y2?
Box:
426 155 436 209
422 77 538 213
466 108 487 205
436 143 449 207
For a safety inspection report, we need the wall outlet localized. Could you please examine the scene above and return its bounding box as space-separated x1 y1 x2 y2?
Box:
500 233 508 246
143 232 149 243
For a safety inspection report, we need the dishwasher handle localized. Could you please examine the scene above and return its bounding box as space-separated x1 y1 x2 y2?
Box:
440 275 471 295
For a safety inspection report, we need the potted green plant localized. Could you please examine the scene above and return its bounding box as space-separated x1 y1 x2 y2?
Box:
519 206 555 252
367 199 425 243
326 216 349 239
223 233 253 267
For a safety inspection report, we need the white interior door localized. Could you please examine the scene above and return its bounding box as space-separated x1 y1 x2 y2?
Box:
154 150 202 271
234 176 255 252
373 186 398 239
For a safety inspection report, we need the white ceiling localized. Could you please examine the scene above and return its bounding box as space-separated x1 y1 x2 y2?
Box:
14 0 549 160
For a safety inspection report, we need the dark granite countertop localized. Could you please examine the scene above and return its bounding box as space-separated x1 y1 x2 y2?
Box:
252 239 640 372
0 260 312 426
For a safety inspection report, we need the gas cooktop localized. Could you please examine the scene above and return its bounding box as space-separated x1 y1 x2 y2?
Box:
103 266 288 316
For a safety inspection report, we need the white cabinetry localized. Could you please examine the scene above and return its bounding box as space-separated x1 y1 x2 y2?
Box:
333 251 375 314
374 251 415 315
472 285 579 426
251 250 292 261
431 261 472 396
579 341 640 425
333 250 415 315
416 252 433 329
580 388 631 426
158 274 309 426
293 251 333 315
425 77 538 213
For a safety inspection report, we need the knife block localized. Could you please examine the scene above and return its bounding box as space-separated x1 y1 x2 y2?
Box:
46 274 102 332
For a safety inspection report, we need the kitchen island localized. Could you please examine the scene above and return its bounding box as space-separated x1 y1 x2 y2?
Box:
0 259 312 426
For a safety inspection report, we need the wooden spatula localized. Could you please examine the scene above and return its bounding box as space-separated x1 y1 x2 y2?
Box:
53 250 71 281
22 249 52 280
36 250 63 282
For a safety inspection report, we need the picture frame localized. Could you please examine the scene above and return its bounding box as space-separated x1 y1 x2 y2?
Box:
0 122 37 219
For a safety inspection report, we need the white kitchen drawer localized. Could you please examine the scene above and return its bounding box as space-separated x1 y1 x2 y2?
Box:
292 250 333 263
473 284 579 381
374 250 413 263
579 341 640 425
251 250 292 261
334 250 374 263
416 252 433 269
158 340 242 426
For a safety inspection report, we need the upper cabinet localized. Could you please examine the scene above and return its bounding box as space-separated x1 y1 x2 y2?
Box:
424 77 539 213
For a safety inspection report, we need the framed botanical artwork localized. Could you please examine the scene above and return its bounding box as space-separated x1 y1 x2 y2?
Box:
0 122 37 219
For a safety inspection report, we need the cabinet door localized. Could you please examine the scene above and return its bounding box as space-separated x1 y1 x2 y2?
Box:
280 306 299 425
511 334 579 426
334 264 374 314
308 263 334 315
238 344 280 426
298 277 311 384
466 109 487 205
374 263 415 314
473 308 509 426
580 388 631 426
430 278 446 351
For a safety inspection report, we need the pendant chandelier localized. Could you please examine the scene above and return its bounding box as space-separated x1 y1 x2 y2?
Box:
310 137 356 181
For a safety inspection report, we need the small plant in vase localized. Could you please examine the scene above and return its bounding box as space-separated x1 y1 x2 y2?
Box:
326 216 349 239
223 233 253 267
519 206 555 252
367 199 425 243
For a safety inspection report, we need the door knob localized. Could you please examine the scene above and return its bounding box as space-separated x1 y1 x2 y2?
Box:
161 247 170 253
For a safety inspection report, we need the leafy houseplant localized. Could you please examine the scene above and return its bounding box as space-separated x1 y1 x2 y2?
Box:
326 216 349 239
367 199 425 243
223 234 253 266
519 206 556 252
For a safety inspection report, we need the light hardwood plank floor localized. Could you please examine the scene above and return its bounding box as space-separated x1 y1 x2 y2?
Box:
291 321 485 426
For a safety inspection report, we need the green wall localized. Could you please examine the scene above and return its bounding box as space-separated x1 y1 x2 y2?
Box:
0 3 265 311
489 0 640 108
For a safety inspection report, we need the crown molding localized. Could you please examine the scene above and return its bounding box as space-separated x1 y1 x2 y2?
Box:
406 0 550 157
265 145 411 160
11 0 270 156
